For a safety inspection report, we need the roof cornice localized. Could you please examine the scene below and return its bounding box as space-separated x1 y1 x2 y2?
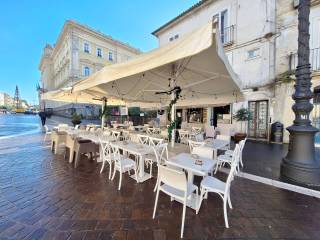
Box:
152 0 213 36
51 20 141 58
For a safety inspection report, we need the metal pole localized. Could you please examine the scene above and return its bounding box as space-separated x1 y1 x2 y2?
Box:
171 91 176 148
281 0 320 187
101 97 107 129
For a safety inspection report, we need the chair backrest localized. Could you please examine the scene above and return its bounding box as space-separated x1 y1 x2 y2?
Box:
158 165 187 192
192 146 213 159
112 131 121 140
225 144 241 190
122 130 130 140
137 134 149 145
103 129 112 136
153 128 161 134
149 137 164 147
205 126 215 138
152 143 168 164
216 134 231 143
146 127 154 135
110 144 122 167
130 134 139 143
191 126 202 134
100 140 112 162
188 140 205 153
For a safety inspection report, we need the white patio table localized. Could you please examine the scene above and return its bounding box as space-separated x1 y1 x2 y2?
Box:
166 153 216 210
112 140 154 182
204 139 229 160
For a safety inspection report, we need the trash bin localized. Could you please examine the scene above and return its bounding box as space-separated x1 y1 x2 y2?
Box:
271 122 283 143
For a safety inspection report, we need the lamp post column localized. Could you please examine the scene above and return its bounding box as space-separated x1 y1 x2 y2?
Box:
281 0 320 187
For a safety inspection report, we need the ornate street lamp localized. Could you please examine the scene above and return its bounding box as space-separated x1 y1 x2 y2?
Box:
281 0 320 187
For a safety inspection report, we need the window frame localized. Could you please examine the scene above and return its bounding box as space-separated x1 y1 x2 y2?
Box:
108 51 113 61
97 48 102 57
84 66 90 76
84 42 90 53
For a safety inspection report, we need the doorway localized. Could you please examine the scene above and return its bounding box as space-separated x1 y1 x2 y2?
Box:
248 100 269 139
211 105 230 127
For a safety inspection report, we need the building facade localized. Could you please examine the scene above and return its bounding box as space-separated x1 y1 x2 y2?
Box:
39 20 141 109
152 0 320 143
0 92 14 107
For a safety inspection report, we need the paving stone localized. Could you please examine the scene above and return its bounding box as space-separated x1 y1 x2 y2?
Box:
0 133 319 239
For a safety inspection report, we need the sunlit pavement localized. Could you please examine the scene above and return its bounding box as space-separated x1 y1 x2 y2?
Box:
0 132 319 239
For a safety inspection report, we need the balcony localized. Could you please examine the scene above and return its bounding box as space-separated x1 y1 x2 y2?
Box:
221 25 235 46
289 47 320 73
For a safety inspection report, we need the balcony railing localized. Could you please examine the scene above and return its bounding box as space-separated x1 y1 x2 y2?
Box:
221 25 235 46
289 47 320 72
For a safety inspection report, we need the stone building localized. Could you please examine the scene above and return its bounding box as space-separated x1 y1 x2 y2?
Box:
39 20 141 110
0 92 14 107
152 0 320 143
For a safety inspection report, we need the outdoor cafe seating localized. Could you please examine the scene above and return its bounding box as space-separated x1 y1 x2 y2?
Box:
46 122 246 238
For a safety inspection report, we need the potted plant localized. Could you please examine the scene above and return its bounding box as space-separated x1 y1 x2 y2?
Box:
233 108 251 142
71 112 82 127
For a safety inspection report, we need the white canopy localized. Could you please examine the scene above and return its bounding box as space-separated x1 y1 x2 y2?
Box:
41 88 125 105
71 21 243 107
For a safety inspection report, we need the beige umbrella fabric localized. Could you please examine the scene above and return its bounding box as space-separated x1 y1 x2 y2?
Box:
72 21 243 107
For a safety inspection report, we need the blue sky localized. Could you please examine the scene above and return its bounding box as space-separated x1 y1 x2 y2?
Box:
0 0 198 105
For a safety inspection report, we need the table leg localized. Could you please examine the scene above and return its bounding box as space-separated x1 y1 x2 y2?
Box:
139 155 144 180
214 149 217 160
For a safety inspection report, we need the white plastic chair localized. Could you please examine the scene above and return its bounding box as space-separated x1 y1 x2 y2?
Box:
110 144 138 190
205 126 215 138
146 127 154 135
121 130 130 141
215 140 245 173
145 143 168 179
149 137 164 147
197 144 240 228
99 139 113 179
112 131 121 141
188 140 205 153
74 124 80 130
153 165 198 238
137 134 149 145
178 129 189 144
225 138 247 167
153 128 161 134
43 125 52 142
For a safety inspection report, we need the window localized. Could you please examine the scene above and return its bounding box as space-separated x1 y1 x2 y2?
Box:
220 10 228 43
97 48 102 57
108 51 113 61
84 66 90 76
247 48 260 59
84 43 90 53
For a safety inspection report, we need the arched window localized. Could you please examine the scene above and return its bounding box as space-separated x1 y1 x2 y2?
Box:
84 66 90 76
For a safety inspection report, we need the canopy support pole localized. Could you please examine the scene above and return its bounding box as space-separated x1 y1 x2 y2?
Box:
101 97 107 129
171 91 176 148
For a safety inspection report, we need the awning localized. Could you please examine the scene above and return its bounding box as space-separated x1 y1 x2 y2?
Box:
41 88 125 105
72 21 243 107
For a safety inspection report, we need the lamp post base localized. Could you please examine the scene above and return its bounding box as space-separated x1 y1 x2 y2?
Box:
281 126 320 187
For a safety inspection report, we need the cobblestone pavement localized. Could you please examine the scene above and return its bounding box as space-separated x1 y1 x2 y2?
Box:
0 133 320 240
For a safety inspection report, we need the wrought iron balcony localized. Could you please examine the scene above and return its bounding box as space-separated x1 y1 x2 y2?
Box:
289 47 320 73
221 25 235 46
